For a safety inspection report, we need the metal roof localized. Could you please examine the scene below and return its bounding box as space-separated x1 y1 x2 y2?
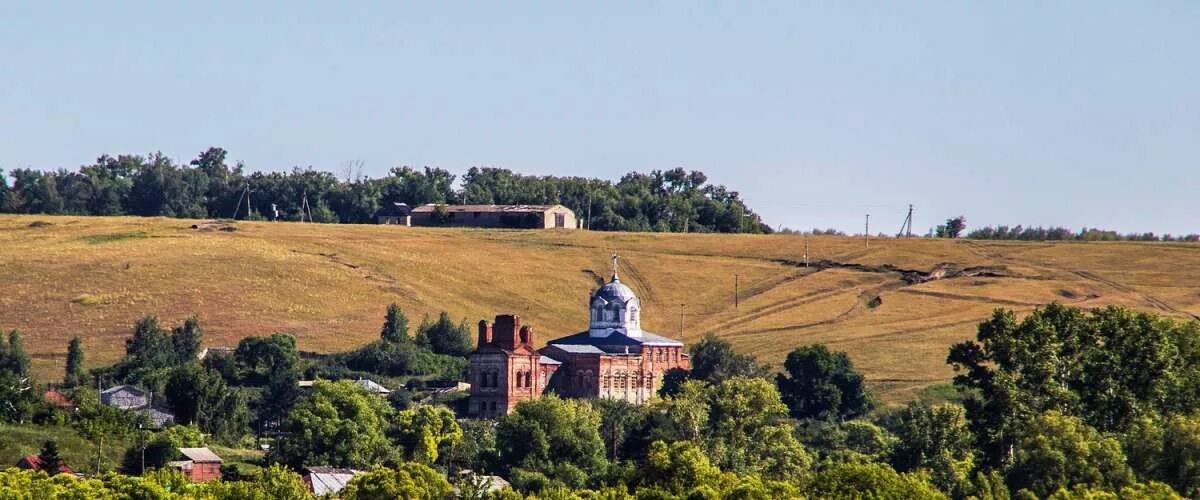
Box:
538 355 562 365
306 467 362 496
549 330 683 348
178 448 223 463
547 344 605 354
411 204 564 214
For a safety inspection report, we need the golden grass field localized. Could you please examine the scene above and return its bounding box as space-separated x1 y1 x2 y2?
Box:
3 214 1199 402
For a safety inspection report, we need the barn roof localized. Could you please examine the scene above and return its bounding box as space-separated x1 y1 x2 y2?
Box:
179 448 223 463
411 204 565 214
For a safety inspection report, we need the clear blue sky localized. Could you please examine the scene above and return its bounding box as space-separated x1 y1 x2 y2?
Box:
2 2 1197 235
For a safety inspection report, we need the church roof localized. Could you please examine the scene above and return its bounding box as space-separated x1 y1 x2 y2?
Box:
593 279 637 304
549 329 683 350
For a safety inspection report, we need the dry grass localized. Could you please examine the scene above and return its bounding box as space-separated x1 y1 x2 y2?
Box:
3 215 1199 403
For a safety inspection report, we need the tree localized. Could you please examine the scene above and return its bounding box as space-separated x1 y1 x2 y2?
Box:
392 405 463 465
936 216 967 238
380 303 410 343
1124 414 1200 497
775 344 872 421
415 312 471 357
37 441 64 475
947 305 1200 467
496 395 607 489
270 380 396 468
341 463 453 500
704 377 813 480
0 330 30 377
235 333 298 385
1007 411 1134 497
808 462 948 499
170 316 203 363
592 398 648 462
124 316 171 371
640 440 722 496
164 365 250 440
884 402 974 496
64 337 87 387
686 334 768 385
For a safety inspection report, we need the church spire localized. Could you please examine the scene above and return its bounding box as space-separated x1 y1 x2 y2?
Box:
611 252 620 282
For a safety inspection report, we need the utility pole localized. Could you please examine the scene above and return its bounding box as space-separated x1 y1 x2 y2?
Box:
734 274 739 309
865 214 870 249
679 303 685 340
586 192 592 230
804 235 810 267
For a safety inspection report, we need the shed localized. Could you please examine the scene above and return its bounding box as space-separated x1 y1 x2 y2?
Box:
100 385 149 410
171 447 224 482
410 204 577 229
304 466 363 496
375 202 412 225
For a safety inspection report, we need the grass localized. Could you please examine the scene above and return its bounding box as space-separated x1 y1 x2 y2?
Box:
0 423 133 473
2 215 1198 404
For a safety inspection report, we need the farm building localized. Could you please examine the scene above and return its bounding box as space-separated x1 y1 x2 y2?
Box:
169 447 224 482
409 204 577 229
16 455 73 475
374 202 412 225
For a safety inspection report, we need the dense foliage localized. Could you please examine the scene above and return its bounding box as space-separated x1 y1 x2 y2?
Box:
968 225 1200 242
0 148 770 233
4 302 1200 499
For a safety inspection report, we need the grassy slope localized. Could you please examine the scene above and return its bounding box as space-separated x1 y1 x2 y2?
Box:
3 215 1199 402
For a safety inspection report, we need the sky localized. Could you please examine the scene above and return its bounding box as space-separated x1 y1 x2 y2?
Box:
1 2 1197 235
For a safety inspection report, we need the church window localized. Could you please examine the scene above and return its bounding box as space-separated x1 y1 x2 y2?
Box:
540 371 547 386
525 371 533 388
489 401 497 415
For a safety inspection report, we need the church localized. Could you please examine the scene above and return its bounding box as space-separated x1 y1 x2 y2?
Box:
468 256 690 417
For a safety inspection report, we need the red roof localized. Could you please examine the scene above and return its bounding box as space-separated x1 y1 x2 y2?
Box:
43 389 73 409
18 455 74 474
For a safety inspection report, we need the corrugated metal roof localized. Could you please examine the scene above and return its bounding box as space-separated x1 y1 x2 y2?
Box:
179 448 223 463
307 468 362 496
548 344 605 354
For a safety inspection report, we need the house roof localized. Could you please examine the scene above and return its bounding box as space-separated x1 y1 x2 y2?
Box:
101 384 146 397
538 355 563 365
411 204 565 214
18 455 74 474
306 467 363 495
43 389 73 409
375 202 412 217
354 379 391 394
179 448 223 463
140 407 176 428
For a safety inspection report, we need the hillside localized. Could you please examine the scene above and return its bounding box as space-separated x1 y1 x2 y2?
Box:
3 215 1199 402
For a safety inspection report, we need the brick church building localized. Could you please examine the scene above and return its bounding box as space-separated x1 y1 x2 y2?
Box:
468 257 689 417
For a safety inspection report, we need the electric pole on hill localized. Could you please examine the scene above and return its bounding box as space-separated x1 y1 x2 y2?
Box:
865 214 870 249
734 274 739 309
897 204 914 238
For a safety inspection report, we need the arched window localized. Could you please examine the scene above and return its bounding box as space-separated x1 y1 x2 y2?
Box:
524 371 532 388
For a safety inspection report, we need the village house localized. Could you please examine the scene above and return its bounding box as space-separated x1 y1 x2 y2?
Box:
374 202 412 225
168 447 223 482
16 455 73 475
100 384 175 428
408 204 577 229
468 255 689 417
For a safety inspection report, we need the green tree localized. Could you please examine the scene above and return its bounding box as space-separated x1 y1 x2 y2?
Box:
170 316 203 363
808 462 948 499
0 330 31 377
1124 414 1200 497
37 441 64 475
235 333 298 385
1007 411 1134 498
341 462 453 500
64 336 87 387
380 303 410 343
270 380 396 468
415 312 472 357
936 216 967 238
948 305 1200 467
164 365 250 440
640 440 722 496
686 335 767 386
592 398 648 462
704 377 813 480
775 344 872 421
496 395 607 489
392 405 463 465
885 402 975 496
123 316 171 371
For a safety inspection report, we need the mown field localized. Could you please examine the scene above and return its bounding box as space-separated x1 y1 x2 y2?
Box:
3 215 1198 402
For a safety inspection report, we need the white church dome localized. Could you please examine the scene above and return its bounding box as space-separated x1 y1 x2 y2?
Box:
589 255 643 337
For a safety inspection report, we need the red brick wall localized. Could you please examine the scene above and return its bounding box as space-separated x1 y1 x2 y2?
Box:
188 462 222 482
